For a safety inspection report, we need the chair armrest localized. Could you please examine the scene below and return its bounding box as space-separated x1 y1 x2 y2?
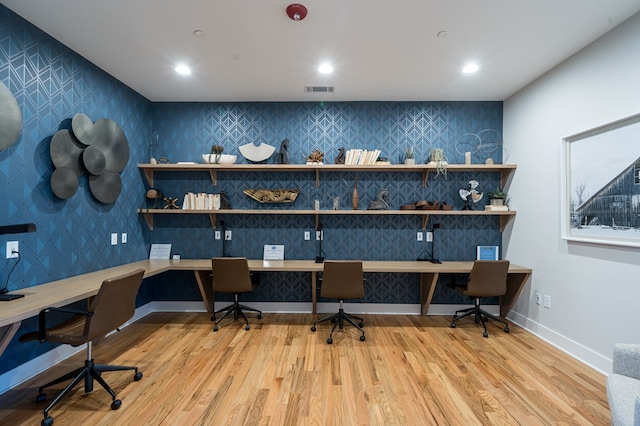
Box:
38 307 91 343
612 343 640 380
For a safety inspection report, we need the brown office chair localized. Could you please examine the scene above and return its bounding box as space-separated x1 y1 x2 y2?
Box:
450 260 511 338
19 268 145 426
211 257 262 331
311 261 365 344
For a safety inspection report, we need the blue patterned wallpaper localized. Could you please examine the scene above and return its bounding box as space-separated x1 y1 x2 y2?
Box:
150 102 503 308
0 6 152 374
0 5 504 376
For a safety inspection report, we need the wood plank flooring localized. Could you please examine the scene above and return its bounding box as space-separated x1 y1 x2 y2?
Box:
0 313 609 425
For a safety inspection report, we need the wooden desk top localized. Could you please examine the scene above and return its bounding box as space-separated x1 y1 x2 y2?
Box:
0 259 532 328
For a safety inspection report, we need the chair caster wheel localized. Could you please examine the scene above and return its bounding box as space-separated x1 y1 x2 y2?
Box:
210 316 216 321
245 324 250 330
36 393 46 403
358 322 364 328
42 416 53 426
257 314 262 319
311 325 316 332
483 331 489 338
450 323 456 328
327 338 333 344
504 326 510 333
134 372 143 381
360 335 365 342
213 325 219 332
111 399 122 410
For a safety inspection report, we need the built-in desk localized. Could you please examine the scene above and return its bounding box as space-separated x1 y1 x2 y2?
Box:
0 259 532 357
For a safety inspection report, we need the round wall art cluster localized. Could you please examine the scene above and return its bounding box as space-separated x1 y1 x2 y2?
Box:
50 113 129 204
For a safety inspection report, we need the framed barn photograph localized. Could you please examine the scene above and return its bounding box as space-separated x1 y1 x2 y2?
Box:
561 112 640 247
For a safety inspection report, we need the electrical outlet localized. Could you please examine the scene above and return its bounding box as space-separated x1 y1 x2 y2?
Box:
535 292 541 305
224 230 232 240
426 232 433 242
6 241 18 259
543 295 551 309
316 230 323 240
416 232 423 241
215 230 221 240
304 231 311 240
121 233 127 244
111 233 118 245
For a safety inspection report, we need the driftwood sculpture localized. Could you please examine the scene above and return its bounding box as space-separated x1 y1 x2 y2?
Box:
243 188 300 203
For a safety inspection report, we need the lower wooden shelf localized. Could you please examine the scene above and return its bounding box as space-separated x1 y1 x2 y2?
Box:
137 208 516 231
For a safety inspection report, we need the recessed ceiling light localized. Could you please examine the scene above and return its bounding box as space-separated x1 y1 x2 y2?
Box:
175 64 192 75
462 63 479 74
194 30 206 38
318 64 333 74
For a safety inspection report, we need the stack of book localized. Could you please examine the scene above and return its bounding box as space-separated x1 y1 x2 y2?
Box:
344 149 381 165
182 193 221 210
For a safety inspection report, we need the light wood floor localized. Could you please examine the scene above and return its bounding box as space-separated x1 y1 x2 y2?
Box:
0 312 609 425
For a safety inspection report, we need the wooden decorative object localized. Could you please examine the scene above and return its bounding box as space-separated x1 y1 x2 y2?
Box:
163 197 179 209
352 177 359 210
243 189 300 203
306 149 324 163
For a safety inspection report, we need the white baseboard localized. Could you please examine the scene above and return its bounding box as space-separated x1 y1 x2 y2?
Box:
507 311 611 375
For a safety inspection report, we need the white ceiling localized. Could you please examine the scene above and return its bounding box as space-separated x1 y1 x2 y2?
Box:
2 1 640 102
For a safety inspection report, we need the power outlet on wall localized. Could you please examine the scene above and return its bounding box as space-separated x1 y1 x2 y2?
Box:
6 241 18 259
543 295 551 309
535 292 541 305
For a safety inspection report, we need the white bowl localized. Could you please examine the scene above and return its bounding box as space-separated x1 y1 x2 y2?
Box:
202 154 237 164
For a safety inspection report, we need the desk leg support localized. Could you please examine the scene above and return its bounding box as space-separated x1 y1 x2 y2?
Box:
194 270 214 314
311 272 317 315
420 273 439 315
0 322 21 357
501 273 531 317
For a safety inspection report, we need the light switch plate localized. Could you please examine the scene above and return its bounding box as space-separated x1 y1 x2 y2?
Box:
111 233 118 245
215 230 221 240
121 233 127 244
304 231 311 240
416 232 423 241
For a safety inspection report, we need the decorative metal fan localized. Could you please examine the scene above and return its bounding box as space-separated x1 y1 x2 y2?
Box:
459 180 483 210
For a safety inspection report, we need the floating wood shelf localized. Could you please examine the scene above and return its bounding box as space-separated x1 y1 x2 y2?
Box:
137 208 516 231
138 163 516 188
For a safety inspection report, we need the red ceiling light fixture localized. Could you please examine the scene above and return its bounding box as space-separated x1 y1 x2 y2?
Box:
286 4 308 21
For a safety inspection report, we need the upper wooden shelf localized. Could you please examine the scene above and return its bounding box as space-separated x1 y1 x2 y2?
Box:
137 208 516 232
138 163 517 188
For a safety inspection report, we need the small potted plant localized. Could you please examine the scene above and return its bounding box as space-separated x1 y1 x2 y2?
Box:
488 187 507 206
404 146 415 165
210 144 224 164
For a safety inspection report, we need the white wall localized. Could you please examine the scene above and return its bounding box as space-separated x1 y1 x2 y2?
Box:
503 12 640 374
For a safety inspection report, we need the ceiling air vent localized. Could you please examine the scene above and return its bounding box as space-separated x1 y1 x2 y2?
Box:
304 86 334 93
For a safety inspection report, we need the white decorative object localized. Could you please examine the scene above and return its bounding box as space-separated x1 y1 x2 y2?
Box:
239 142 276 162
202 154 237 164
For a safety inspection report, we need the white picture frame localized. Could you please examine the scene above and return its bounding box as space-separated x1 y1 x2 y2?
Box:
561 112 640 247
